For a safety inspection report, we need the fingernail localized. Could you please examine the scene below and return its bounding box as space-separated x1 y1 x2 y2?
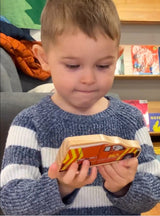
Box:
84 160 90 166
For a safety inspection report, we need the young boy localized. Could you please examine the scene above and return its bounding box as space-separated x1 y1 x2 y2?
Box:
1 0 160 215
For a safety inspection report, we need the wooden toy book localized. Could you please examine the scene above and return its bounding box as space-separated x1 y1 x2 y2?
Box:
55 134 141 172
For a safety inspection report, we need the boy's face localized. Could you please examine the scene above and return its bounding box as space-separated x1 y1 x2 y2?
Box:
40 29 121 114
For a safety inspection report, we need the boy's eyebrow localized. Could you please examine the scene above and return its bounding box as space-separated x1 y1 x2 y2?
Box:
61 57 80 60
97 56 116 61
61 56 115 61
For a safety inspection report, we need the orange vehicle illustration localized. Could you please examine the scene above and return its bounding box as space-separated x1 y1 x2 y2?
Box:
56 134 141 172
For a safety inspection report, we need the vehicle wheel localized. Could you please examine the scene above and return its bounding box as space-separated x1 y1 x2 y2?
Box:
123 153 134 159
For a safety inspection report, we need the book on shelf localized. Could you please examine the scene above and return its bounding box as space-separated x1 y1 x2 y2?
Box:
123 100 149 130
115 53 124 75
149 113 160 156
115 45 160 76
149 113 160 133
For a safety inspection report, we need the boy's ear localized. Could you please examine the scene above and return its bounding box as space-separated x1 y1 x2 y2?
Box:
118 46 124 58
32 44 50 71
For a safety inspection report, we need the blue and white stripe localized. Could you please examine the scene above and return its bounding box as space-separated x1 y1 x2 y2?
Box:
1 96 160 215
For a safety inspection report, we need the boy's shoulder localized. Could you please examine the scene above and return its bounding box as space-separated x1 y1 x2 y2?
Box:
108 96 143 118
12 95 52 125
108 97 145 130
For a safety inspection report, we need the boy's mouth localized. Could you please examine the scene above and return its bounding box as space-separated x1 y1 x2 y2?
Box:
75 89 97 93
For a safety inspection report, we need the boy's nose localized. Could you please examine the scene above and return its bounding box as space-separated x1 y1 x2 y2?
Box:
80 69 96 85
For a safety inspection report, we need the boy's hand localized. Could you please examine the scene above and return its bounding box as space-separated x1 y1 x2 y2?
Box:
48 160 97 198
98 157 138 195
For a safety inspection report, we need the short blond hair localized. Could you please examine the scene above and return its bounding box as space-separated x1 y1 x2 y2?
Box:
41 0 121 49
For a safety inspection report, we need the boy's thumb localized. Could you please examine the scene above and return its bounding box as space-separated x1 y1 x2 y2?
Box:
48 162 59 179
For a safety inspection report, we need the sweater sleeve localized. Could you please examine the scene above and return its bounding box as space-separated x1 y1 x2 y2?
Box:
0 120 77 215
106 126 160 214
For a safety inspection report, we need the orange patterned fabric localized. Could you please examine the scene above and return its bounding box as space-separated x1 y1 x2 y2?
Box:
0 33 51 80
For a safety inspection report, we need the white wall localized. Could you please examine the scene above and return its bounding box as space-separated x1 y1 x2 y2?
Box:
111 24 160 101
111 79 160 100
120 24 160 45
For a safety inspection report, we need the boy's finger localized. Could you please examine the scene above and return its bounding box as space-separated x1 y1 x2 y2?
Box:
98 165 108 179
48 162 59 179
119 157 138 168
87 166 97 184
78 160 90 181
62 162 79 182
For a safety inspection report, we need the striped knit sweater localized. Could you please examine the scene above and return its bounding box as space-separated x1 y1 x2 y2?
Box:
0 95 160 215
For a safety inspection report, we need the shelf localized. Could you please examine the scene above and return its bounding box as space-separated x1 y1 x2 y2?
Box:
115 75 160 80
151 136 160 154
141 203 160 215
150 132 160 136
148 101 160 113
113 0 160 24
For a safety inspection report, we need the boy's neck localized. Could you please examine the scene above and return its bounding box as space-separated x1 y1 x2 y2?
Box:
51 94 109 115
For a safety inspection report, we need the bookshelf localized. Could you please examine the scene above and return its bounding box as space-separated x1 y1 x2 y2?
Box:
113 2 160 80
112 2 160 215
115 75 160 80
113 0 160 24
114 45 160 79
141 95 160 216
112 2 160 132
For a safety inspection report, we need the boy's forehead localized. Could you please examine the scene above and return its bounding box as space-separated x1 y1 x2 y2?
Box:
47 28 118 57
52 26 116 44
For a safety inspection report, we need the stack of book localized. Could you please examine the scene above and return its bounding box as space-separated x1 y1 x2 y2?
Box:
123 100 160 156
115 45 160 76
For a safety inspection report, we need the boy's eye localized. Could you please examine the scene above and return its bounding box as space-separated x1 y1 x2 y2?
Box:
66 64 80 69
97 65 110 69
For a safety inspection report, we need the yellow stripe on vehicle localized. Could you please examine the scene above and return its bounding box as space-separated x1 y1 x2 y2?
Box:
78 148 84 159
63 152 70 164
116 148 130 161
128 147 135 154
61 148 82 171
133 149 138 155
